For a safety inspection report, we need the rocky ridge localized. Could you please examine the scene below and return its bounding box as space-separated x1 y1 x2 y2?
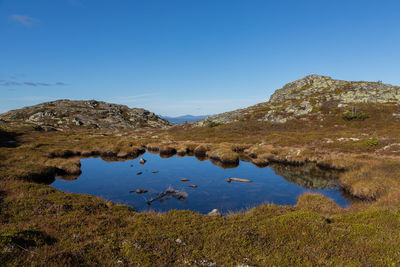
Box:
0 99 171 130
194 75 400 126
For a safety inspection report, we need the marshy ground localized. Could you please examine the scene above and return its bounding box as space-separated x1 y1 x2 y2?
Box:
1 111 400 265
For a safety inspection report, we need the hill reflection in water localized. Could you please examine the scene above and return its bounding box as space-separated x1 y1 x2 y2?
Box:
51 152 352 214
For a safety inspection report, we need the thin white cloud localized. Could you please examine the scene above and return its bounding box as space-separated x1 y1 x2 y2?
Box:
0 80 66 87
9 14 39 27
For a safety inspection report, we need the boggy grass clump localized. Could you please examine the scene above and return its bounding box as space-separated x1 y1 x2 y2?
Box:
3 122 400 265
159 144 177 156
207 148 239 164
146 142 161 152
45 158 82 176
193 144 210 156
340 160 400 200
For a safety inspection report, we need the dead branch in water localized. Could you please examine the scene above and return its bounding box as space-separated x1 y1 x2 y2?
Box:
146 186 188 205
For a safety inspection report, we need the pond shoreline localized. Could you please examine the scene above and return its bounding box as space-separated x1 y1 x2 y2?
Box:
51 152 352 213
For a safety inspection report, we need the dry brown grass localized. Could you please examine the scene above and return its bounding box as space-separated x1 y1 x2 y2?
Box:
340 159 400 200
2 108 400 265
45 158 82 175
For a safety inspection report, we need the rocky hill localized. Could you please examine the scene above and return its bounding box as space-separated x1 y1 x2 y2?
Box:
0 99 171 130
194 75 400 126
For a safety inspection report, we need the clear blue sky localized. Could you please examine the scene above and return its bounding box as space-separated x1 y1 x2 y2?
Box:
1 0 399 116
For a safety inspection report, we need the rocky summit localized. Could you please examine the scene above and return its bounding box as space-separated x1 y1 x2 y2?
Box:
0 99 171 130
194 75 400 126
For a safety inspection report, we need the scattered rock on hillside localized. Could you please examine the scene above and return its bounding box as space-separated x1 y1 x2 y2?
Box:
0 99 171 130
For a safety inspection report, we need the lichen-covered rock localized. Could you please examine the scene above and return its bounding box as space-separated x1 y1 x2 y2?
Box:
193 75 400 126
0 99 171 130
194 109 244 127
269 74 400 104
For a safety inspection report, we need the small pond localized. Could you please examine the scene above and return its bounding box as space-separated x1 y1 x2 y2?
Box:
51 152 352 214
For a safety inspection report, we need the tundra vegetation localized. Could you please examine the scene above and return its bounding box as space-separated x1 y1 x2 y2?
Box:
1 75 400 265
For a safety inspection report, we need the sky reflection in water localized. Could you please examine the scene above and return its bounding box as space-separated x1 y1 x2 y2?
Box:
51 152 351 214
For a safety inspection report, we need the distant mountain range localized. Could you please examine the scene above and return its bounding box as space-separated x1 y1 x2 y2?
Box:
161 114 211 124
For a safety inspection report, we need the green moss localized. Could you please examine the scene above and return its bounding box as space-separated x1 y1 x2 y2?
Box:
2 108 400 265
0 228 55 249
365 134 380 147
342 108 370 121
207 121 221 128
334 87 345 95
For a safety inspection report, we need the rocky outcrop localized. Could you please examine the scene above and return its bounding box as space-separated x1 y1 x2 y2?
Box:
269 74 400 104
0 99 171 130
194 75 400 126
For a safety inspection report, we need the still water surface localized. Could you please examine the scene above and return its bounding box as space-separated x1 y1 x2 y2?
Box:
51 152 351 214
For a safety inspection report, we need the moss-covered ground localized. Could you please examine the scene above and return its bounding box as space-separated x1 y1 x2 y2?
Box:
1 104 400 266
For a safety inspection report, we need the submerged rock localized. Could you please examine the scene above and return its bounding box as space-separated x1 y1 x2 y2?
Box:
130 189 148 194
136 172 142 175
180 178 190 182
152 171 159 173
226 178 252 183
188 184 197 188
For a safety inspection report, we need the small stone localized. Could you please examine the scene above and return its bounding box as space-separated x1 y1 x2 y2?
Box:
139 158 146 164
134 189 148 194
175 238 186 245
117 151 128 158
152 171 159 173
188 184 197 188
207 209 221 216
137 172 142 175
72 117 83 126
180 178 190 182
